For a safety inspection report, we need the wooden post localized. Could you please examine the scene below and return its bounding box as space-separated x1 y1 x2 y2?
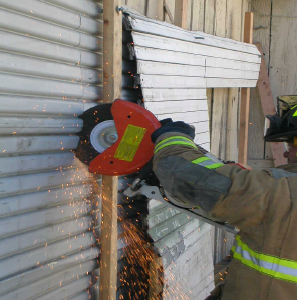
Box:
100 1 122 299
147 0 164 21
174 0 188 29
238 12 253 165
255 43 287 167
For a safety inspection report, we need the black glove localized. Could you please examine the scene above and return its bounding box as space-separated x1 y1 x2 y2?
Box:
152 121 196 144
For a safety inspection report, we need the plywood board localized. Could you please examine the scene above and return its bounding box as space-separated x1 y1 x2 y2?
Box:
215 0 227 37
191 0 205 31
146 0 164 20
270 0 297 103
204 0 215 34
125 0 147 15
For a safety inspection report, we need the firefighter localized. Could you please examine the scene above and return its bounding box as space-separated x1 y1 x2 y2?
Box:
152 97 297 300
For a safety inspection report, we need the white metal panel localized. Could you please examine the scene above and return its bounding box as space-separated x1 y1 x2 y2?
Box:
126 14 260 55
137 60 206 77
0 30 102 67
0 95 92 116
206 78 258 88
0 153 80 176
0 248 99 296
142 88 207 101
0 1 101 299
206 67 259 80
134 46 206 66
0 116 82 134
0 0 102 35
145 99 208 114
139 74 206 89
0 168 89 197
44 0 103 18
0 260 98 300
155 111 209 123
0 232 95 278
0 9 101 51
206 57 260 71
0 136 79 155
0 51 102 84
0 184 91 216
132 32 261 64
0 73 102 100
195 132 211 145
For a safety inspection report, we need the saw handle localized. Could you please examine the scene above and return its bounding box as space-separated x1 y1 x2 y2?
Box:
131 158 154 191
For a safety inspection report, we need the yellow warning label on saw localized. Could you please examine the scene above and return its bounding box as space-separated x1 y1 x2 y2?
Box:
114 124 146 162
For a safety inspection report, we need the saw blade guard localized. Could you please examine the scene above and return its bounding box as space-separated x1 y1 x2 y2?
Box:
75 100 161 176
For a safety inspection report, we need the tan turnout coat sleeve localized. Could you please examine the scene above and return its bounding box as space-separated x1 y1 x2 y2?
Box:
153 132 297 300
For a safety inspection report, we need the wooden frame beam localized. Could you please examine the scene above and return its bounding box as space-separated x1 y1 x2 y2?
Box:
100 1 122 299
255 43 287 167
238 12 253 165
174 0 188 29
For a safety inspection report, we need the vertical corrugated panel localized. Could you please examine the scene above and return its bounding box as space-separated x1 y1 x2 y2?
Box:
0 1 102 299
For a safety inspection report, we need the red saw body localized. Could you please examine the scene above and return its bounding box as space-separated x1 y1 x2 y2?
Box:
89 100 161 175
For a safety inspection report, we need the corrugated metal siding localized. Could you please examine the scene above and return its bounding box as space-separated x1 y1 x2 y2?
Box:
0 0 102 299
122 10 261 299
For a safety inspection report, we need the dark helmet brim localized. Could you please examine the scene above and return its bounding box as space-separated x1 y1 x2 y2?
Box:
264 130 297 143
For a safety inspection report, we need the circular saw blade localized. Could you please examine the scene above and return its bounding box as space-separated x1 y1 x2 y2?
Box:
75 103 114 166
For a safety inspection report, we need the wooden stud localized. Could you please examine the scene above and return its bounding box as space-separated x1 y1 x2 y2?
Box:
255 43 287 167
238 12 253 165
100 1 122 300
174 0 188 29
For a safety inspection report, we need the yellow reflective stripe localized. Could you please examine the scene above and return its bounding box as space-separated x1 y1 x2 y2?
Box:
156 136 194 148
154 141 197 154
192 157 210 164
232 236 297 283
234 235 297 269
232 252 297 283
205 163 224 169
232 251 297 283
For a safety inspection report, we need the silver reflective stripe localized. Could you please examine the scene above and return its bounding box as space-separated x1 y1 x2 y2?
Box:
154 137 196 153
198 159 218 168
236 246 297 277
232 236 297 282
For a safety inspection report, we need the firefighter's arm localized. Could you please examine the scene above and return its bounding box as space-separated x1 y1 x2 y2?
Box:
152 126 282 231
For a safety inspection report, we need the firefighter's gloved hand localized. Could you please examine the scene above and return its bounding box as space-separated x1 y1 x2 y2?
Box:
151 121 196 144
